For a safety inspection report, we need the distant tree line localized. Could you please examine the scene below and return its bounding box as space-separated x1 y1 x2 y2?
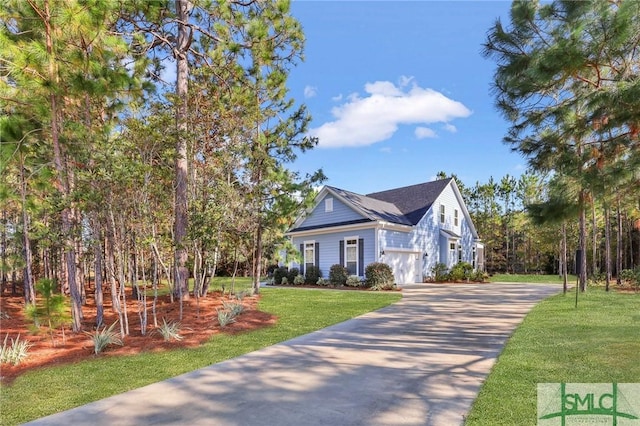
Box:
440 171 639 284
481 0 640 291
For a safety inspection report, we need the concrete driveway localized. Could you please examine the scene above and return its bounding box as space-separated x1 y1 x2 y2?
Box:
26 283 560 426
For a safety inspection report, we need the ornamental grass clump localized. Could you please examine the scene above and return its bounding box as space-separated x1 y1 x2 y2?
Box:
157 318 183 341
222 300 245 316
0 334 32 366
85 322 123 355
216 308 237 327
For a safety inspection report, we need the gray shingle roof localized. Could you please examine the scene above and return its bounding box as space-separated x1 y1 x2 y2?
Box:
326 178 452 227
366 178 452 225
326 186 412 226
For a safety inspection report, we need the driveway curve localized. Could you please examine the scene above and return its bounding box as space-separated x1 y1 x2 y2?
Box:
26 283 560 426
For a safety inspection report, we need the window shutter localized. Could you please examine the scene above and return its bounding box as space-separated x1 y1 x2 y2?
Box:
315 242 320 267
339 240 344 266
358 238 364 276
299 243 304 275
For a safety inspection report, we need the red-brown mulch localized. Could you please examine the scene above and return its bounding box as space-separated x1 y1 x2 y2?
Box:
0 289 277 385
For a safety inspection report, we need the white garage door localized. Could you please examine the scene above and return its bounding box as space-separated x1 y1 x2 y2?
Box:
384 251 421 284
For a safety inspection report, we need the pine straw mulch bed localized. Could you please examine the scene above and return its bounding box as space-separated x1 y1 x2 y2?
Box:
0 288 276 385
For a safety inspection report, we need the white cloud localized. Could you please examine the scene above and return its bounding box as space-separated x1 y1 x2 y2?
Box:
443 123 458 133
331 94 343 102
304 85 317 99
415 127 437 139
309 79 471 148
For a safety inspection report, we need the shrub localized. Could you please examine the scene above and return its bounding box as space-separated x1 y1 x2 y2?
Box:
329 264 349 286
216 308 237 327
316 278 329 286
472 270 488 282
273 266 288 285
364 262 395 290
450 262 473 281
0 334 31 365
346 275 363 287
157 319 183 341
293 275 305 285
85 322 123 355
620 267 640 289
287 267 300 284
281 277 288 285
432 263 449 282
305 266 322 285
222 300 245 316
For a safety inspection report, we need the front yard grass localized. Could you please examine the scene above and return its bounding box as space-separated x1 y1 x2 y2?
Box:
0 288 401 425
490 273 577 284
465 287 640 425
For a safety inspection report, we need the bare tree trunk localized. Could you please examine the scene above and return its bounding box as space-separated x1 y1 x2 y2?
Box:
578 191 588 292
591 203 598 277
90 216 104 328
562 222 568 294
616 200 623 286
106 209 124 335
1 209 7 295
19 161 35 305
43 0 82 331
173 0 192 302
605 207 611 292
253 222 263 295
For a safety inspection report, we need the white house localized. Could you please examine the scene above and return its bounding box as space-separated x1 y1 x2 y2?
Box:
285 178 484 284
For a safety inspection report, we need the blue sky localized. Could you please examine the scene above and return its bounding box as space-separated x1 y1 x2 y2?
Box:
287 1 525 195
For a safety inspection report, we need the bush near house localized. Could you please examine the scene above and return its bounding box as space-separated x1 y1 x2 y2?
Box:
329 264 349 287
345 275 363 287
449 262 474 281
431 263 449 282
364 262 395 290
273 267 288 285
287 268 299 285
304 266 322 285
431 262 486 283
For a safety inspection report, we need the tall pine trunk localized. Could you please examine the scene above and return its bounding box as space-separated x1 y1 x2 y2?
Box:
173 0 191 302
616 199 623 286
578 190 588 292
605 207 611 292
43 0 82 331
19 160 35 305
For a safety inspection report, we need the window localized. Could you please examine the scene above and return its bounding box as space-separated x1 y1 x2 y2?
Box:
454 209 459 226
304 242 315 270
440 204 445 224
345 238 358 275
325 198 333 212
449 242 456 264
472 246 477 269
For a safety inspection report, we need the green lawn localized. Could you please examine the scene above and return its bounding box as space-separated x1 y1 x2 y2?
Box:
490 273 577 284
0 288 401 425
465 288 640 425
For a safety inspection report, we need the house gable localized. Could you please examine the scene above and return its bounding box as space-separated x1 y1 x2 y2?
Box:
292 188 369 232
